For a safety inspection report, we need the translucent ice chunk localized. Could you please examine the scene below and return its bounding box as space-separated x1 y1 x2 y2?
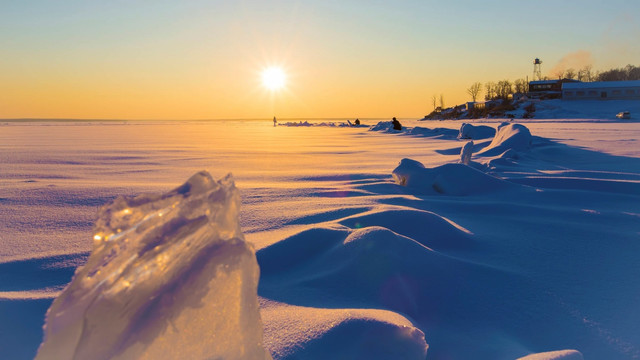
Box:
36 171 271 360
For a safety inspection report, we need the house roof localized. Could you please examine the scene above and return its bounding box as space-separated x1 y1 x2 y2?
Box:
562 80 640 90
529 80 559 85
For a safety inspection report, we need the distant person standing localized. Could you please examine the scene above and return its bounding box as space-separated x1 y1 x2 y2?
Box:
273 116 277 127
392 117 402 131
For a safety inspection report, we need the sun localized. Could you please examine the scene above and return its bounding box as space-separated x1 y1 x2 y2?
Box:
261 66 286 91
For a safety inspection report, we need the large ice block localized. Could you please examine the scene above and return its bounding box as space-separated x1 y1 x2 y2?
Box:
36 171 271 360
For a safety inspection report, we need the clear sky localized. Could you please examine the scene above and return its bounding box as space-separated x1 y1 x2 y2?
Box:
1 0 639 119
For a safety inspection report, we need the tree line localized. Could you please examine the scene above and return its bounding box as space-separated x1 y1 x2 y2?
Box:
453 63 640 104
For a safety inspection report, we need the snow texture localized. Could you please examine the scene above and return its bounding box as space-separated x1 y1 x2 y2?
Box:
477 122 532 156
2 108 640 360
392 158 516 195
460 140 473 165
36 171 270 360
370 121 403 132
407 126 459 139
457 122 496 140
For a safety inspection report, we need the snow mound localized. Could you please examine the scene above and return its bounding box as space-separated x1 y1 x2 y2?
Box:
279 120 313 127
460 140 474 165
518 349 583 360
261 301 428 360
407 126 458 139
477 123 532 157
339 208 473 252
392 158 516 195
36 171 271 360
278 121 358 127
457 123 496 140
370 121 401 132
258 226 434 358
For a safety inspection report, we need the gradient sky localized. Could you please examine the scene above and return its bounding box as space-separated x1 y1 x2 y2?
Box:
1 0 639 119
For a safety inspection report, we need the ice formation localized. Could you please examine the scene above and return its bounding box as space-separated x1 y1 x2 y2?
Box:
460 140 474 165
457 123 496 139
36 171 271 360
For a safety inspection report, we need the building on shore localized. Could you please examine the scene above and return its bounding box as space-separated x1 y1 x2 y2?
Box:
562 80 640 100
528 79 580 99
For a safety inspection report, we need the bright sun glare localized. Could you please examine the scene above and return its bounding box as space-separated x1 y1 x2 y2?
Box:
262 67 286 91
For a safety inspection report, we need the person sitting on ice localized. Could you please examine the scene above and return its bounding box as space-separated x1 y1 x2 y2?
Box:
355 119 360 125
392 117 402 131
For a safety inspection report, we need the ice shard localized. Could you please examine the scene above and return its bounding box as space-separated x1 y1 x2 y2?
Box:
36 171 271 360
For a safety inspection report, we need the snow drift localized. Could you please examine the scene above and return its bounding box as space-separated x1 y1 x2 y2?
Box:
477 123 532 157
36 171 271 360
370 121 402 132
407 126 459 139
457 123 496 140
392 158 517 195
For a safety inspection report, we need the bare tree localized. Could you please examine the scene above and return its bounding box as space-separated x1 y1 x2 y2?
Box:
496 80 513 99
628 65 640 80
431 95 437 111
578 65 593 82
439 94 445 110
485 82 496 100
553 70 565 80
565 68 576 79
514 79 528 94
467 82 482 102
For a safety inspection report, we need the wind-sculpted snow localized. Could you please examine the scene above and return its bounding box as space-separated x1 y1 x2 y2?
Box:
36 171 271 360
278 121 366 127
339 208 474 252
477 122 532 157
460 140 474 165
369 121 401 132
260 300 428 360
392 158 518 195
407 126 459 139
257 212 534 359
4 120 640 360
457 123 496 140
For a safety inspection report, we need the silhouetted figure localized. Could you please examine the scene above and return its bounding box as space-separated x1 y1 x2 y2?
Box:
355 119 360 125
392 117 402 131
273 116 277 127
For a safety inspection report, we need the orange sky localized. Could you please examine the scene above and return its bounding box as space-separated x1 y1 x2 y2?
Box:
2 1 639 119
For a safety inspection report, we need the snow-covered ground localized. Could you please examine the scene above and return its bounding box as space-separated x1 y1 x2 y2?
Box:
499 98 640 122
1 104 640 359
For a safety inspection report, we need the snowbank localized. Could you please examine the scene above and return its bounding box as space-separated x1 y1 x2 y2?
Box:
408 126 459 139
370 121 402 132
36 172 271 360
477 123 532 157
392 158 517 195
457 123 496 140
260 301 428 360
278 121 364 127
